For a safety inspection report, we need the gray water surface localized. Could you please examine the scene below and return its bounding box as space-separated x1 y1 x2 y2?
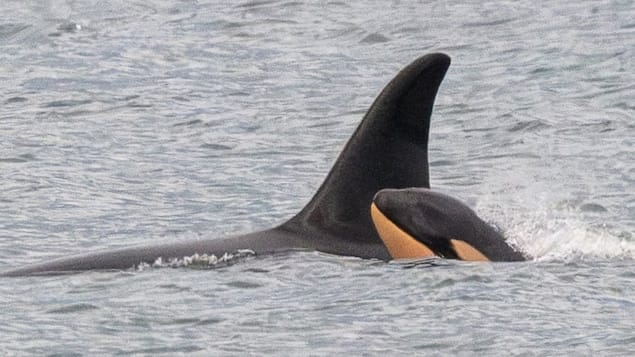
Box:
1 0 633 355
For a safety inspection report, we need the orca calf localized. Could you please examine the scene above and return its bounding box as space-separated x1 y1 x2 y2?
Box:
371 188 525 262
1 53 524 277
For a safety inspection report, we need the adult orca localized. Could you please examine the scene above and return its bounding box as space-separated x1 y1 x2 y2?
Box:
371 188 525 261
1 52 522 277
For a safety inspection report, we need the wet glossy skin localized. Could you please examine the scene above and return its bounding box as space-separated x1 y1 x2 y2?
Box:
371 188 525 261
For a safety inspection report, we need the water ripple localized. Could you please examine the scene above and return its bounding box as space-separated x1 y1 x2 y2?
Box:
0 0 633 355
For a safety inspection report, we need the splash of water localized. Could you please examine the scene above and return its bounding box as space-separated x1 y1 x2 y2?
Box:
507 215 634 261
135 249 256 271
477 193 634 261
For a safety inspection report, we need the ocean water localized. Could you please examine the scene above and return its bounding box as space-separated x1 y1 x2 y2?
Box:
0 0 633 355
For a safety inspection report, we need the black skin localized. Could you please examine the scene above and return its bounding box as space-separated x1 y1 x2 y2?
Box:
373 188 525 261
1 53 450 276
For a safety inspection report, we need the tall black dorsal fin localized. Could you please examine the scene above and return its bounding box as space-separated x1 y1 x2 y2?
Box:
284 53 451 243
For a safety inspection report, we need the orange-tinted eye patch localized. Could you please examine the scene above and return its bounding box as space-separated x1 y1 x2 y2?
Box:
370 203 436 260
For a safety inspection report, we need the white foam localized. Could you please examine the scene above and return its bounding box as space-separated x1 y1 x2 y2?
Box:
506 216 634 261
476 195 634 261
135 249 256 271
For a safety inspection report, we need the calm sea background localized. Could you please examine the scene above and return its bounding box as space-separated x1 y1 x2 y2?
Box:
0 0 633 355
